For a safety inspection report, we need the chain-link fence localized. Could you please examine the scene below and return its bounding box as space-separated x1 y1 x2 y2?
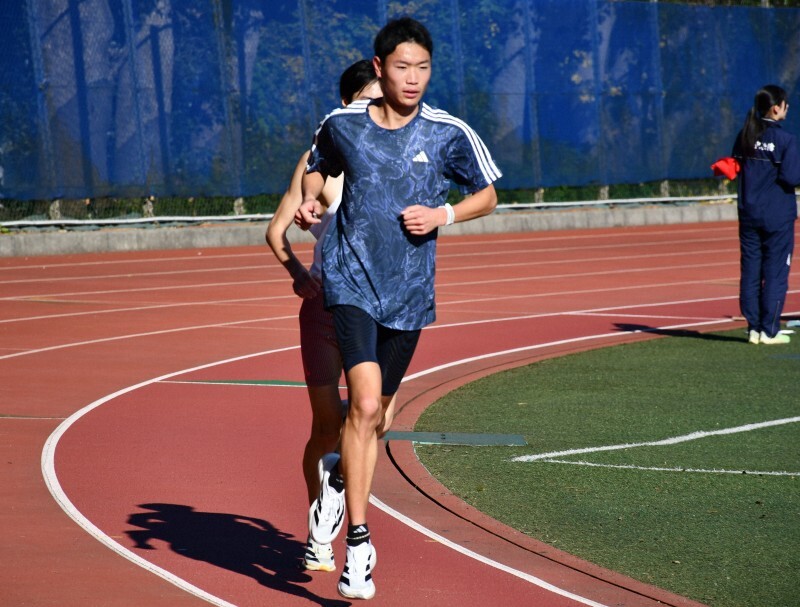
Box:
1 0 798 223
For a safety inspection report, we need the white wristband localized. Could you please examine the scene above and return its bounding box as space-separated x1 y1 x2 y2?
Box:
443 202 455 226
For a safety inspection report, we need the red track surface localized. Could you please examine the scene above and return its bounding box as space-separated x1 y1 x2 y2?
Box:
2 222 796 606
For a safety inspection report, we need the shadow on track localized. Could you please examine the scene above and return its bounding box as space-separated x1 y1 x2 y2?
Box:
126 503 349 607
614 323 744 342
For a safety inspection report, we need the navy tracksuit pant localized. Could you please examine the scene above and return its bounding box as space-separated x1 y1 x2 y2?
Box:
739 220 795 337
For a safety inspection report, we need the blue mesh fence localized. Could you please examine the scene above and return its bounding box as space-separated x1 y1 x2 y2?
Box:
0 0 798 203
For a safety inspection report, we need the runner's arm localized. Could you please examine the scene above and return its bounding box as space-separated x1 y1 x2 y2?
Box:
266 152 321 298
401 184 497 236
297 170 325 227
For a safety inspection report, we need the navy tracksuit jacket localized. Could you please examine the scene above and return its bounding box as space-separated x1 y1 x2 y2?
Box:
732 120 800 336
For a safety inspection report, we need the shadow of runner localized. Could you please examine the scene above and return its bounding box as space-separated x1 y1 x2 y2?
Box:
126 503 349 607
614 323 743 342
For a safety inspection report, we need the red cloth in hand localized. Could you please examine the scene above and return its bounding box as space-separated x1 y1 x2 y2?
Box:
711 157 740 180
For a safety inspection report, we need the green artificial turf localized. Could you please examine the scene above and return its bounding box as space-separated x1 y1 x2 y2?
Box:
414 328 799 607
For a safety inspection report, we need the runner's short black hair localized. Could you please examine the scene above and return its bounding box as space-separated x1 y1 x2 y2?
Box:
374 17 433 63
339 60 378 103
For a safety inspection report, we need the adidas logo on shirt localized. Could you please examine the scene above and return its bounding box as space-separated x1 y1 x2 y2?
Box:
412 150 429 163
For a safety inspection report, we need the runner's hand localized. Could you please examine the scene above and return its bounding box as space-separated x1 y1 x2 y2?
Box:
296 199 323 229
292 267 321 299
401 204 446 236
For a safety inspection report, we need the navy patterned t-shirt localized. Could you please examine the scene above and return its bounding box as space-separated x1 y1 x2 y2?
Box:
307 99 501 331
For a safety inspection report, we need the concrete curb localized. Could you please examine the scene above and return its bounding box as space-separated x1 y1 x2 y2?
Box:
0 202 739 257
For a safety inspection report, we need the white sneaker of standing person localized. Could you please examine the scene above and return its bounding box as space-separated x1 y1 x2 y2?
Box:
308 452 345 544
759 331 790 345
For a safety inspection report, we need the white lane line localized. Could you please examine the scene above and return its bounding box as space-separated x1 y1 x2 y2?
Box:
0 279 272 301
368 495 609 607
0 264 279 285
412 318 734 391
42 337 624 607
437 279 743 307
1 415 66 420
0 251 278 271
40 348 296 607
430 301 741 331
0 287 709 328
12 288 792 369
41 312 767 605
536 460 800 477
0 274 741 326
436 234 738 259
437 238 738 260
3 255 733 301
438 247 734 272
0 315 297 361
2 246 735 287
0 295 291 325
1 226 739 272
512 417 800 463
443 261 735 288
568 312 720 321
1 288 745 360
159 380 323 388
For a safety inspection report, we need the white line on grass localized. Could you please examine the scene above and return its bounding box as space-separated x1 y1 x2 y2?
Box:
538 460 800 476
512 417 800 463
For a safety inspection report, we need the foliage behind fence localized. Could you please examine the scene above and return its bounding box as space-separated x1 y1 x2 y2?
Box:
1 0 798 206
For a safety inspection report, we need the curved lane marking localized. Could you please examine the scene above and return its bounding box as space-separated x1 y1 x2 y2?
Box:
41 314 758 606
42 338 619 607
40 349 287 607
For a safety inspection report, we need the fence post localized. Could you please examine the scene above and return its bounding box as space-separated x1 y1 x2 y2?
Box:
24 0 57 196
234 197 245 215
49 199 62 220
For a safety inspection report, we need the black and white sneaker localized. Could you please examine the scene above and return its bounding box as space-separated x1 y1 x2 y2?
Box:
337 541 377 600
302 536 335 572
308 453 345 544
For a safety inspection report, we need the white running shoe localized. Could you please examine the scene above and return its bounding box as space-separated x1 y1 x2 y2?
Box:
748 330 760 344
308 453 345 544
302 536 335 572
338 541 377 600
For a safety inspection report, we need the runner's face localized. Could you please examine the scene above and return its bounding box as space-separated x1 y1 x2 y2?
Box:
354 80 382 102
375 42 431 110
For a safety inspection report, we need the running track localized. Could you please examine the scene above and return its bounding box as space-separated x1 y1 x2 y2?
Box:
1 222 796 606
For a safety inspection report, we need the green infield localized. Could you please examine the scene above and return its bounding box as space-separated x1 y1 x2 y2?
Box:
414 327 799 607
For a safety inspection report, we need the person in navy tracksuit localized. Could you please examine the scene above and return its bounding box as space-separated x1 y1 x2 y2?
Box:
732 85 800 345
